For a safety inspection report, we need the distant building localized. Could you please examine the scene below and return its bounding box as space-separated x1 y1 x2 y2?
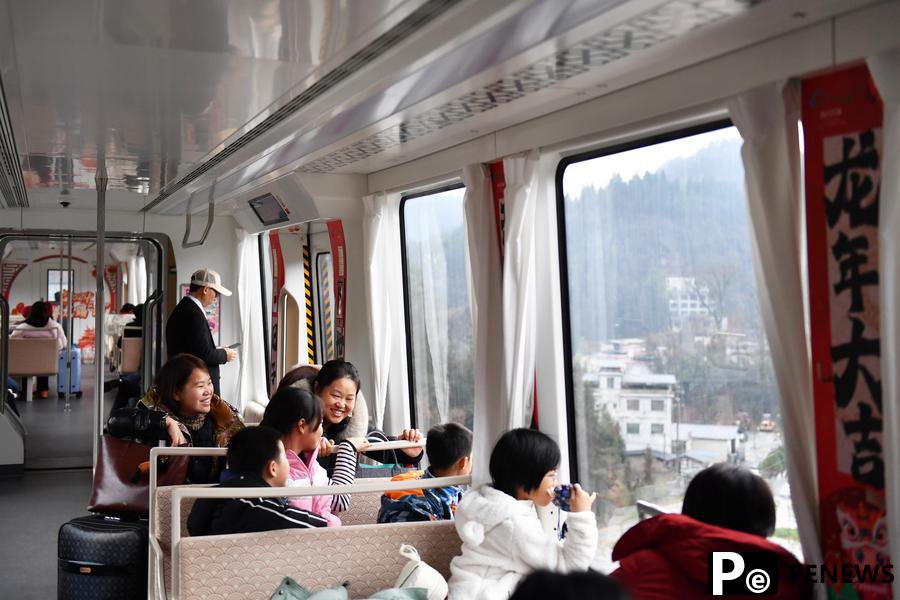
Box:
666 276 712 329
587 358 676 454
676 423 744 467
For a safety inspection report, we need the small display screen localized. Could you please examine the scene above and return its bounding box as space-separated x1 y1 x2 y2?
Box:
249 193 290 226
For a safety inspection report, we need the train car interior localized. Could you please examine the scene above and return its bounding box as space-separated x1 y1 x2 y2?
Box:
0 0 899 598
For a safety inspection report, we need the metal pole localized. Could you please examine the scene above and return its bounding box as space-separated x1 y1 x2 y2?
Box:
93 168 108 469
65 237 72 412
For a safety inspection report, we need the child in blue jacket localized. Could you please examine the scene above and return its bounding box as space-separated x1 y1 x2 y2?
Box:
377 422 472 523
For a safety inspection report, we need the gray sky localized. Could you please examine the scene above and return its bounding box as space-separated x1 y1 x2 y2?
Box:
563 126 742 197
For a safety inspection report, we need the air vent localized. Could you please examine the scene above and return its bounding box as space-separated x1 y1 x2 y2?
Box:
143 0 462 212
297 0 767 173
0 73 27 208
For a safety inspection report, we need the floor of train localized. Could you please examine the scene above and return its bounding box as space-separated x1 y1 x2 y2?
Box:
0 370 116 599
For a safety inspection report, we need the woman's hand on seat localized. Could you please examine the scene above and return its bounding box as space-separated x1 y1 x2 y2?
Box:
398 428 424 457
165 416 187 447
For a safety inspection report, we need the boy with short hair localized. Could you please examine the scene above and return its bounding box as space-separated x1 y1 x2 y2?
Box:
377 422 473 523
188 426 328 536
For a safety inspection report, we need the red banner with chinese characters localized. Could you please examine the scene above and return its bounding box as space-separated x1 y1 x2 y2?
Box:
803 64 891 599
270 230 285 388
327 219 346 359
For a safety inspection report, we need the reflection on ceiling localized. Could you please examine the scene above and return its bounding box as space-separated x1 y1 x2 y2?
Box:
0 0 416 202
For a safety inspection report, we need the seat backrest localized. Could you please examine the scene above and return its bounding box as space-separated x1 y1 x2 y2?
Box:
120 337 142 374
338 490 385 526
178 520 461 600
153 486 197 599
8 338 58 376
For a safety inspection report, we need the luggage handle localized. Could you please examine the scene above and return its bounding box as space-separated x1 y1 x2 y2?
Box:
58 558 136 576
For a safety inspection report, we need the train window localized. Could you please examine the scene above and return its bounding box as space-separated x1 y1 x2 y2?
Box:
400 184 474 431
47 268 73 300
558 123 799 568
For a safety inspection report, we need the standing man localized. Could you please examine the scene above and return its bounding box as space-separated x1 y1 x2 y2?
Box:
166 268 237 396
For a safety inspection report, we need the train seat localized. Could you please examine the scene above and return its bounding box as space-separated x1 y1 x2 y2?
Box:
120 337 142 374
8 338 58 402
153 482 389 598
177 520 461 600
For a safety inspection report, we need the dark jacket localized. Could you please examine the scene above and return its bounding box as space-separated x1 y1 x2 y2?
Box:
187 473 328 536
377 469 463 523
106 389 244 483
318 421 423 476
165 296 227 395
611 514 812 600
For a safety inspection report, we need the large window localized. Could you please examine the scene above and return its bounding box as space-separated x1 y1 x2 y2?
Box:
558 123 798 568
401 185 474 431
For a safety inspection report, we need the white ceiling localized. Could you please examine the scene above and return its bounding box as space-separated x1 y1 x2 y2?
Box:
0 0 890 215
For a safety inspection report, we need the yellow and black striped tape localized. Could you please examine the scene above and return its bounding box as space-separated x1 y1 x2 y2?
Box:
303 245 315 364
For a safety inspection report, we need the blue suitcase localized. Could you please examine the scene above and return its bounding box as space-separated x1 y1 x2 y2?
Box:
58 346 82 396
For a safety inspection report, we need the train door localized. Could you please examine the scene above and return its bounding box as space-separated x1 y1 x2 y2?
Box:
262 221 344 392
0 231 169 471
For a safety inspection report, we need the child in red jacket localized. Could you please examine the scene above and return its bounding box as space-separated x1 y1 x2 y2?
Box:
612 464 812 600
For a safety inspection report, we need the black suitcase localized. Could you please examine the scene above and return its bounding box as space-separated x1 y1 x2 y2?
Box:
58 515 148 600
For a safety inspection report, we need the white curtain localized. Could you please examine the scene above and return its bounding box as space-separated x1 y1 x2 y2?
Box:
408 208 451 423
235 229 268 412
868 49 900 600
463 164 505 486
362 192 406 430
126 258 139 305
135 256 147 303
501 152 539 429
728 82 824 568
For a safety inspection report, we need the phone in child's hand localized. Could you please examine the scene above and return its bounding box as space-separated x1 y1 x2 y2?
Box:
552 484 574 511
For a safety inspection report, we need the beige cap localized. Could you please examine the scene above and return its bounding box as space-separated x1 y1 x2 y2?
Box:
191 268 231 297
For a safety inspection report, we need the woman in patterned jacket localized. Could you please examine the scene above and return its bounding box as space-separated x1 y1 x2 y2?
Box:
107 353 244 483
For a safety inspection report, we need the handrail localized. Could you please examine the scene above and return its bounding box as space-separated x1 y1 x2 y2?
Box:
0 293 9 416
181 183 215 249
141 290 163 392
170 474 471 600
148 535 167 600
636 499 667 520
363 439 425 452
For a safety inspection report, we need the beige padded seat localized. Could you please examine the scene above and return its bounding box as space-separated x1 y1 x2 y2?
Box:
120 337 142 374
154 484 388 598
178 520 461 600
8 338 59 401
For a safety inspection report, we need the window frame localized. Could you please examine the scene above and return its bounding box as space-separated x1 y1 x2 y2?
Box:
399 181 466 430
555 118 734 482
626 423 640 435
651 399 666 412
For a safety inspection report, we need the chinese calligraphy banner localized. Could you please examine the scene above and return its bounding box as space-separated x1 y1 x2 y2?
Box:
803 64 890 600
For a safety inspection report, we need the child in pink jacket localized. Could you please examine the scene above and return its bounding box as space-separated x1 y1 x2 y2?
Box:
260 382 365 526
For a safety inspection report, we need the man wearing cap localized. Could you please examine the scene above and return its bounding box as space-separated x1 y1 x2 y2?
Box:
165 268 237 396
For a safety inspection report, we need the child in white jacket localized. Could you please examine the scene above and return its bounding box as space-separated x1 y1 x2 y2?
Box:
449 428 599 600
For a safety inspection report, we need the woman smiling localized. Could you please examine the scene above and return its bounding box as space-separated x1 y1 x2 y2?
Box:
107 353 244 483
